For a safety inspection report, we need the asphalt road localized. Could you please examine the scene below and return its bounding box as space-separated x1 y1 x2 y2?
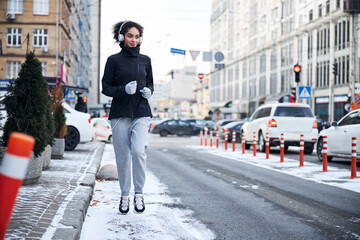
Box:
147 134 360 240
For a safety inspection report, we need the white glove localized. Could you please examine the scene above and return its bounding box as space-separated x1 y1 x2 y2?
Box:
125 81 137 95
140 87 151 99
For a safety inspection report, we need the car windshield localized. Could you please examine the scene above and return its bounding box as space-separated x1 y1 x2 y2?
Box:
274 107 314 117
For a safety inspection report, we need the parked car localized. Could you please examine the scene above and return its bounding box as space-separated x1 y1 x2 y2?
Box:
219 121 245 142
183 118 215 131
316 109 360 161
91 117 112 142
150 119 206 137
214 119 236 132
240 102 318 154
63 102 93 151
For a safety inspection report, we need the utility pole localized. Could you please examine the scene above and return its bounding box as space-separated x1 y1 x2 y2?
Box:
55 0 59 77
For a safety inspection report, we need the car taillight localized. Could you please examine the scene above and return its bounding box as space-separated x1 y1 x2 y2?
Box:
313 120 318 129
268 119 277 127
152 124 157 129
224 128 229 132
88 118 91 124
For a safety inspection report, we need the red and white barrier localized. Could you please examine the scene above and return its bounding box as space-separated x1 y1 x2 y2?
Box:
350 137 357 179
216 129 219 149
253 132 256 157
224 131 228 150
322 136 328 172
204 129 208 147
232 130 236 152
242 132 245 154
280 133 284 163
210 130 213 148
200 130 203 146
0 132 35 240
265 132 269 159
299 134 304 167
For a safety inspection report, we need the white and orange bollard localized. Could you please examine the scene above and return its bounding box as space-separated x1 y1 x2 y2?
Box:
322 136 328 172
299 134 304 167
0 132 35 240
210 130 213 148
232 130 236 152
253 132 257 157
242 132 246 154
224 131 228 150
200 130 203 146
265 132 269 159
280 133 284 163
204 129 208 147
216 128 219 149
350 137 357 179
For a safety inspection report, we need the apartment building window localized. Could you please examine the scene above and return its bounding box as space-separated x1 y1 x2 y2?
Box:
318 5 322 18
260 54 266 73
270 73 277 94
7 28 22 47
34 0 49 15
326 1 330 14
33 29 48 47
308 34 312 59
242 81 247 98
7 0 23 14
309 10 313 22
6 61 21 79
336 0 340 9
272 7 278 22
259 76 266 95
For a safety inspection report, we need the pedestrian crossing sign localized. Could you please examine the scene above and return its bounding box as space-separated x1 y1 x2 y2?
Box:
299 86 311 99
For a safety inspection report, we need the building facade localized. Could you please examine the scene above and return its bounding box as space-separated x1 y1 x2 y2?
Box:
210 0 359 121
0 0 99 105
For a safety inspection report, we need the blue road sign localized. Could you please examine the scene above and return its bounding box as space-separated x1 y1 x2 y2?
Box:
299 86 311 99
214 52 224 62
170 48 186 55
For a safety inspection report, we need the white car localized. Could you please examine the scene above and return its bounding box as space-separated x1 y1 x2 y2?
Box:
316 109 360 161
91 117 112 142
241 102 318 154
63 102 93 151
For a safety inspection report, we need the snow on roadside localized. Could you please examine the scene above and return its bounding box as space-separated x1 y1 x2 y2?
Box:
190 145 360 193
80 144 215 240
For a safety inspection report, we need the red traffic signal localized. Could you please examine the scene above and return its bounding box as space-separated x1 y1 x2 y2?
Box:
294 64 301 73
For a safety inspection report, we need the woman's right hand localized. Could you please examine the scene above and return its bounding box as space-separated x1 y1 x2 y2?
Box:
125 81 137 95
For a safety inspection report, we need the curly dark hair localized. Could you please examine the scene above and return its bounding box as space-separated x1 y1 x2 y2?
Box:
112 20 144 44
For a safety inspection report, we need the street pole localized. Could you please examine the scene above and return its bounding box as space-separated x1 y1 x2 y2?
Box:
55 0 59 77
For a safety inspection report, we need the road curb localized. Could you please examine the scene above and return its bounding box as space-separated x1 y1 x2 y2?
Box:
53 142 105 240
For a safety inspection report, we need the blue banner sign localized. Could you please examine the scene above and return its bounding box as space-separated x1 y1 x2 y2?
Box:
170 48 186 55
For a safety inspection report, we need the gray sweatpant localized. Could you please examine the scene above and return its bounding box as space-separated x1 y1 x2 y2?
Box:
111 117 150 196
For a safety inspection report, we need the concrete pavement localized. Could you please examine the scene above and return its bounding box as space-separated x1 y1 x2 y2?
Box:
5 141 105 240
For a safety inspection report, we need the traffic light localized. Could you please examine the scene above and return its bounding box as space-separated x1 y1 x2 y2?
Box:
294 64 301 82
332 63 338 75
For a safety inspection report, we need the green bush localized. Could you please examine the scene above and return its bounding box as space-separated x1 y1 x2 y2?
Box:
3 51 54 157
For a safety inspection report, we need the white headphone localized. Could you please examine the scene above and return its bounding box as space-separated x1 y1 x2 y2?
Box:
118 21 143 44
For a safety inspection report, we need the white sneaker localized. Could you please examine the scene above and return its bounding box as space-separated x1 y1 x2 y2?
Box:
119 196 130 214
134 194 145 213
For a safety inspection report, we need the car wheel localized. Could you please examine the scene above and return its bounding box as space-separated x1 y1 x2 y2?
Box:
65 126 80 151
316 138 333 161
108 135 112 143
159 130 168 137
258 132 266 152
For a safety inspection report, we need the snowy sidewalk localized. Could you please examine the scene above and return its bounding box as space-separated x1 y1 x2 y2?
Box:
80 144 215 240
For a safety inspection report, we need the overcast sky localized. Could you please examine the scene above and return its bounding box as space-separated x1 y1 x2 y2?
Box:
100 0 212 80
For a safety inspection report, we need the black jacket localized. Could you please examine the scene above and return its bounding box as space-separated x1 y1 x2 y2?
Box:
101 46 153 120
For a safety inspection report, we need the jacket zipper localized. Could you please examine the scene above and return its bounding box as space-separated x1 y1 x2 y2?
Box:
132 58 140 118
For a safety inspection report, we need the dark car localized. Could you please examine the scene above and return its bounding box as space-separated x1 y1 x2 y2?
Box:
150 119 205 137
219 121 244 142
183 118 215 131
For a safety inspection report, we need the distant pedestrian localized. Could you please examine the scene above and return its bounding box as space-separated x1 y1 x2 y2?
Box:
101 20 153 214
